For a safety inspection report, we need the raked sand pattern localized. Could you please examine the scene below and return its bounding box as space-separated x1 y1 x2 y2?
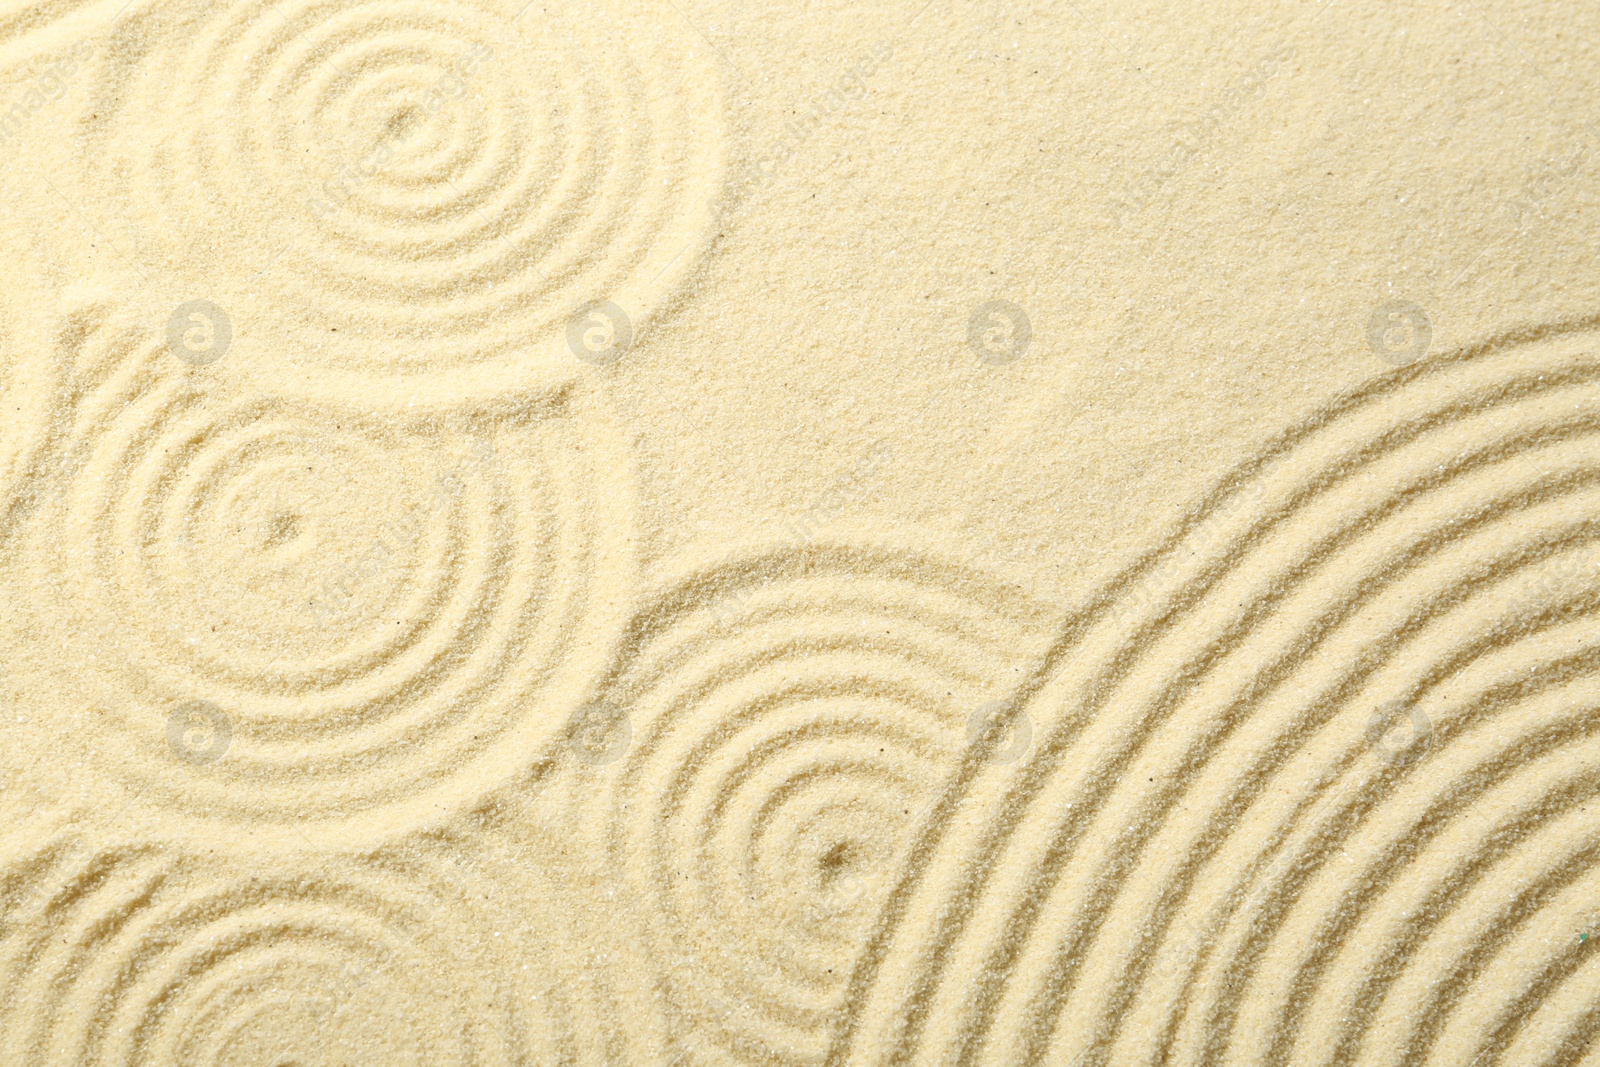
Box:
837 321 1600 1067
4 294 633 844
3 0 1600 1064
0 810 660 1066
73 0 725 409
573 545 1057 1066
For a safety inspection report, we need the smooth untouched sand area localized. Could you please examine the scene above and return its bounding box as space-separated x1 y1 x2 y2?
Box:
2 0 1599 1064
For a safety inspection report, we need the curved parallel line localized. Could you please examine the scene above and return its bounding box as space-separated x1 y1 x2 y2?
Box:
1467 848 1600 1067
1017 390 1600 1062
1009 393 1600 1062
1358 787 1600 1067
826 314 1600 1066
1287 689 1600 1066
0 817 643 1065
952 422 1600 1062
1064 464 1600 1066
1227 591 1600 1064
1186 617 1600 1067
1139 591 1600 1067
828 316 1600 1067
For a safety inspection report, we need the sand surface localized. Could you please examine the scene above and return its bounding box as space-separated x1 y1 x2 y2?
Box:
2 0 1600 1063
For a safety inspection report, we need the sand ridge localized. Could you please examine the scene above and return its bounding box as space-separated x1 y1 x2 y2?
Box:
835 320 1600 1066
68 0 726 409
570 542 1058 1065
0 809 663 1065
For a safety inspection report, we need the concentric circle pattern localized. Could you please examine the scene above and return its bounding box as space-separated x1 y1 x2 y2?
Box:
580 544 1058 1067
13 0 1600 1059
0 813 643 1066
77 0 726 408
9 300 632 844
833 323 1600 1067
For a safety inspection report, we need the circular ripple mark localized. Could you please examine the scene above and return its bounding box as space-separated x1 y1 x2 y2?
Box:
27 307 633 844
81 0 727 409
585 544 1057 1067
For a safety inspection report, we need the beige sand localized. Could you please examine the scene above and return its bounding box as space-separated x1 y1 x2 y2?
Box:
2 0 1599 1063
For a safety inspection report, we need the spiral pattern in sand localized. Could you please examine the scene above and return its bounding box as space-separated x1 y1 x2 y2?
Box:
79 0 726 408
17 302 632 844
832 322 1600 1067
0 815 641 1066
582 544 1057 1067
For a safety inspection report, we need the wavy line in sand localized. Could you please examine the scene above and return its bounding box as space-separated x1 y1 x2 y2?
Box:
829 320 1600 1067
7 301 633 845
0 813 648 1066
0 0 108 62
575 544 1058 1067
74 0 726 409
0 268 60 540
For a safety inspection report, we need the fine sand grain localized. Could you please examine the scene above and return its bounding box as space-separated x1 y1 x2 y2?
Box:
3 0 1600 1064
